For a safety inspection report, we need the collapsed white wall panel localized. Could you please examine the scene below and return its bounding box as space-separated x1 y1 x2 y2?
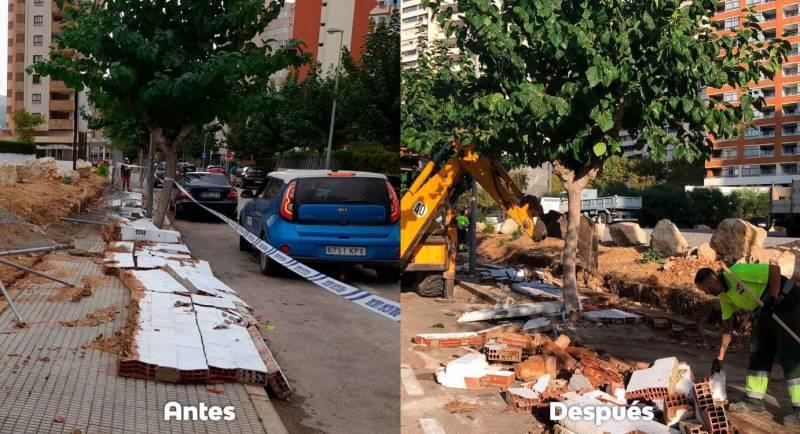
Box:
111 241 135 252
512 281 563 300
145 243 191 254
457 301 564 323
104 252 135 269
135 291 207 371
129 270 191 294
626 357 679 396
558 395 675 434
194 305 267 374
120 219 181 243
165 262 249 308
135 253 168 270
190 294 236 310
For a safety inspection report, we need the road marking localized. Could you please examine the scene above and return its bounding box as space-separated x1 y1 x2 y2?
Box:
419 418 446 434
401 363 425 396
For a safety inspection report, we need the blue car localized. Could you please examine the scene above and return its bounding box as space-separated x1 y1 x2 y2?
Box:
238 170 401 280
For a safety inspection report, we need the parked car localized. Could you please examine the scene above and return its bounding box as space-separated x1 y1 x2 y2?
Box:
179 162 197 175
171 172 238 220
154 162 167 187
238 170 400 280
749 216 769 229
237 167 268 189
206 165 226 174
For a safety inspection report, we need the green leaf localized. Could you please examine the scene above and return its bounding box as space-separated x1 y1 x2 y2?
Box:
586 66 600 87
597 110 614 132
593 142 607 156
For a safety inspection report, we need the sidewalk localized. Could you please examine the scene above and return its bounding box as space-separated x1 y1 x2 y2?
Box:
0 204 278 433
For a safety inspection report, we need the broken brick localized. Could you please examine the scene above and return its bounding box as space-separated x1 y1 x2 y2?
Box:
693 380 715 412
483 341 523 363
701 405 731 434
484 370 515 389
514 355 557 381
541 340 577 372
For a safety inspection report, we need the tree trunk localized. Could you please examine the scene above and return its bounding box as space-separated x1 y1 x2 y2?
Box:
562 181 583 319
552 160 601 322
153 131 176 228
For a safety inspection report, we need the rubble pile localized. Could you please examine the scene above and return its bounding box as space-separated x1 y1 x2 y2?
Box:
98 191 291 398
415 327 737 433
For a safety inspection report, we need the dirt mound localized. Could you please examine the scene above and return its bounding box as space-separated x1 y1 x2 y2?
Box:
0 174 107 228
59 306 119 327
87 332 126 355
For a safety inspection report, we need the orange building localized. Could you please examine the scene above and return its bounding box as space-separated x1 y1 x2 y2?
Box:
291 0 397 80
706 0 800 187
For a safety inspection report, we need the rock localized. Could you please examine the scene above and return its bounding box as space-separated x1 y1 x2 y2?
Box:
38 157 59 178
15 158 41 180
650 219 689 256
0 163 18 187
476 222 485 233
694 224 711 230
750 247 797 279
608 222 647 246
695 243 717 262
499 218 519 235
56 166 79 180
75 159 92 178
594 222 606 241
710 218 767 264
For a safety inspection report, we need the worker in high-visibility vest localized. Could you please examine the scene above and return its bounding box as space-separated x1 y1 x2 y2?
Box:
456 209 469 252
695 264 800 427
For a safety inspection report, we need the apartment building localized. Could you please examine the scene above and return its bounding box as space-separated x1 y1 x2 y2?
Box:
292 0 397 80
705 0 800 187
400 0 457 67
5 0 104 158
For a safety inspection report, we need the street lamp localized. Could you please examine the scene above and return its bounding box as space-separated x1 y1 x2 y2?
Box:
325 27 344 170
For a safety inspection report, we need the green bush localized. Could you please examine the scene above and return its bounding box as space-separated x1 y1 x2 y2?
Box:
0 140 36 155
482 222 496 233
511 228 523 240
498 238 509 246
640 248 665 264
97 164 109 176
62 176 73 185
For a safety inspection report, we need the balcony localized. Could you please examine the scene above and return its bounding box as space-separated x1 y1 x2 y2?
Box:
49 80 69 92
48 118 72 130
49 98 72 111
785 24 799 37
786 3 800 17
758 9 777 22
785 63 800 76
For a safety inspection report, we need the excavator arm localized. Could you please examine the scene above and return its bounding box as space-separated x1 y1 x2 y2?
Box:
400 146 546 267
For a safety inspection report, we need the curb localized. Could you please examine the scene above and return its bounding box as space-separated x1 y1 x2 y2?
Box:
245 385 289 434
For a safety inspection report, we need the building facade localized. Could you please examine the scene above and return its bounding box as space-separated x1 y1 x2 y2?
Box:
399 0 457 68
706 0 800 187
292 0 397 80
5 0 105 157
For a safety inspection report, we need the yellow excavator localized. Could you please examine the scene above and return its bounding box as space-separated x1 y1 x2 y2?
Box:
400 145 550 298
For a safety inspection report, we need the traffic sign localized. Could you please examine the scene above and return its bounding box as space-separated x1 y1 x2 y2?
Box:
226 151 232 160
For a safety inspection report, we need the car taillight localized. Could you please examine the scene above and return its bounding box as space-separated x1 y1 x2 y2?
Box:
244 173 251 178
386 182 399 223
176 190 189 199
280 180 297 221
226 189 238 200
327 172 355 177
279 245 291 254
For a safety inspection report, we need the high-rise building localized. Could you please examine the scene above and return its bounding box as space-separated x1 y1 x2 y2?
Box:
706 0 800 187
399 0 457 68
5 0 105 159
291 0 397 80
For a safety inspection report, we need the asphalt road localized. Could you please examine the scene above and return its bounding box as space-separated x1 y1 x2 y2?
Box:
170 194 400 434
601 227 800 248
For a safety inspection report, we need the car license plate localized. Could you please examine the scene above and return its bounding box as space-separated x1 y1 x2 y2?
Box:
200 192 220 199
325 246 366 256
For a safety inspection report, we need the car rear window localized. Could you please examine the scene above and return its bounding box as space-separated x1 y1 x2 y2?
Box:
294 177 388 206
248 169 267 176
183 173 229 186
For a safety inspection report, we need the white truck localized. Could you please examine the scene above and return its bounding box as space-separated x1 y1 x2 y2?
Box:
771 180 800 236
540 189 642 224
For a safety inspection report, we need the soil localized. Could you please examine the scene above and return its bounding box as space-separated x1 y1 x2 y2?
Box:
86 332 125 356
59 307 119 327
0 174 107 228
443 398 478 414
48 285 92 303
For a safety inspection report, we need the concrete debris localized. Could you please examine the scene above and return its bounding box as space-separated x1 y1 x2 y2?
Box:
522 317 552 332
626 356 679 400
511 281 563 300
103 252 135 274
582 308 641 325
651 219 690 257
414 332 482 348
435 353 489 390
119 219 181 243
608 222 647 246
457 300 564 323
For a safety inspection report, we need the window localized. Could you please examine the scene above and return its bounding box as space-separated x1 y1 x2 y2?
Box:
783 163 799 174
725 0 740 10
761 86 776 98
742 165 759 176
32 35 42 46
32 74 40 84
754 106 775 118
759 9 777 22
258 179 282 200
744 146 761 157
786 103 799 115
14 91 23 101
745 127 760 138
790 43 800 56
15 53 22 62
761 165 776 175
721 166 739 177
785 84 799 96
785 124 800 135
761 145 775 157
723 92 738 102
33 15 43 26
724 17 739 29
34 0 43 5
785 143 799 155
721 148 738 159
32 93 41 104
787 24 800 37
50 92 70 100
49 111 70 120
785 63 799 77
33 55 43 63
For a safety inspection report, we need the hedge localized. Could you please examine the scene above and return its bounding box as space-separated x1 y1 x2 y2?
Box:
0 140 36 155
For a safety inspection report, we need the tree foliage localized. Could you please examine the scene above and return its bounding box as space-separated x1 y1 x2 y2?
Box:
225 12 400 159
32 0 306 226
12 109 44 143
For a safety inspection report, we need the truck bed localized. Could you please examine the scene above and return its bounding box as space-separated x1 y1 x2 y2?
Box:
581 195 642 211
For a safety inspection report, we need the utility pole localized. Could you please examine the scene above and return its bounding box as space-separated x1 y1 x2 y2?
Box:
469 177 478 275
325 28 344 170
72 91 79 170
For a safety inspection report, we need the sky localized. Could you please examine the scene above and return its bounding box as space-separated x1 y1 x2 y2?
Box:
1 0 7 97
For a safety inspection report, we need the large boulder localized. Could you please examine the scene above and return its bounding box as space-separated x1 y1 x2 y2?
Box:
542 210 565 238
710 218 767 264
0 163 17 187
75 159 92 178
650 219 689 257
749 247 797 279
499 218 519 235
55 165 79 180
38 157 59 178
695 243 717 262
609 222 647 246
15 158 42 180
